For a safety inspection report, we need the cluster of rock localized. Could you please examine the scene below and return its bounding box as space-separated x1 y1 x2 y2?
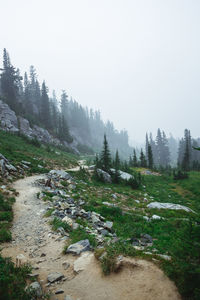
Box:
0 153 32 179
37 170 116 246
0 100 79 154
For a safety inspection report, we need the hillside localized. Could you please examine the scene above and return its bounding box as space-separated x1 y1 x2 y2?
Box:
0 131 200 300
0 49 132 159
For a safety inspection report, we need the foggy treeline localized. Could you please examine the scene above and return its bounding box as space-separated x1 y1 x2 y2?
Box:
0 49 199 170
0 49 132 158
130 129 200 171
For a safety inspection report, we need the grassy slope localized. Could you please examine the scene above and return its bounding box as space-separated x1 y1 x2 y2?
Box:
0 130 78 175
69 168 200 300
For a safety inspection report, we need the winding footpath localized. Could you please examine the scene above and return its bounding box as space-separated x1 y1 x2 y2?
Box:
2 174 181 300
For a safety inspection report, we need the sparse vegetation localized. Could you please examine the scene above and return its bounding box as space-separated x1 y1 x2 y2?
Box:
50 217 72 232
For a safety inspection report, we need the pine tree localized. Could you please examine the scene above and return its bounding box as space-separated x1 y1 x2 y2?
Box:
147 143 153 169
140 149 147 167
182 129 191 171
0 49 22 112
145 133 149 162
156 128 163 166
100 134 111 172
114 150 121 183
162 131 170 166
133 149 138 167
40 81 51 129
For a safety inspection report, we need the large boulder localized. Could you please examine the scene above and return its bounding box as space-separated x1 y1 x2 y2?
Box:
110 168 133 180
147 202 194 213
97 169 112 183
66 239 91 255
49 169 71 180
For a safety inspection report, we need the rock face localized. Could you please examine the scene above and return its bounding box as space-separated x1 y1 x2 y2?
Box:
0 100 80 153
147 202 194 213
97 169 112 183
66 239 91 255
0 100 19 133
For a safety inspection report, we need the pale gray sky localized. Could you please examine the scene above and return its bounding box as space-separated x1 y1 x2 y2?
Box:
0 0 199 144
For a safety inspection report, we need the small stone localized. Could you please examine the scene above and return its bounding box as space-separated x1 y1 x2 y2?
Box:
47 272 64 283
55 289 64 294
62 261 70 270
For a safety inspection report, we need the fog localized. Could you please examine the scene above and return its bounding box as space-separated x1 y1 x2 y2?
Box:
1 0 199 144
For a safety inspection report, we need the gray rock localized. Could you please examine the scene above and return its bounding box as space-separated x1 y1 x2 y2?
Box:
147 202 194 213
110 168 133 180
5 164 17 172
0 159 6 175
55 289 64 294
104 221 113 230
47 272 64 283
91 212 100 224
49 170 71 180
102 201 116 207
29 281 42 297
21 160 31 165
96 169 112 183
66 239 91 255
157 254 171 260
141 234 153 244
100 229 109 236
112 194 117 199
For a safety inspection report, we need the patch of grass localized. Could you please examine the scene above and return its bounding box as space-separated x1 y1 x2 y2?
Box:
44 208 54 217
0 254 33 300
69 227 97 248
0 227 12 242
50 217 72 232
0 192 16 242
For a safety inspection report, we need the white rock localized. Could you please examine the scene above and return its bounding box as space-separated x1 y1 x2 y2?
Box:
62 216 73 226
151 214 161 220
147 202 194 213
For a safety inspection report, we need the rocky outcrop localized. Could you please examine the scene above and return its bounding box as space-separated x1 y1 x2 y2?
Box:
0 100 19 133
0 100 80 154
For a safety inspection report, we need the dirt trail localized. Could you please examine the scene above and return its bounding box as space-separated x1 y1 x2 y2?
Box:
2 175 181 300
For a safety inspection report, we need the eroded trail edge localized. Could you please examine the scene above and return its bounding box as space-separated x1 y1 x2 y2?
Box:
2 175 181 300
